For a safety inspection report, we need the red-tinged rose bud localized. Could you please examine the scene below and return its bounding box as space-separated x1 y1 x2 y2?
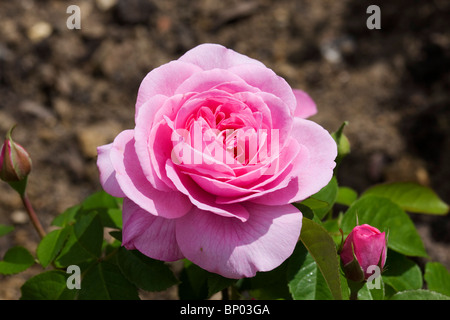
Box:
340 224 387 282
0 126 32 183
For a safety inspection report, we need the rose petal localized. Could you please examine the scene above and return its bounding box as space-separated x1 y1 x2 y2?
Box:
248 119 336 205
136 60 203 116
189 172 260 197
147 119 181 189
353 226 387 277
97 143 125 198
178 43 265 70
134 95 173 191
110 130 192 219
211 81 261 95
175 203 302 279
122 198 184 261
287 118 337 202
231 91 272 129
165 160 249 221
166 116 236 177
293 89 317 119
228 64 297 115
174 89 239 129
251 91 293 144
216 138 306 204
174 69 245 96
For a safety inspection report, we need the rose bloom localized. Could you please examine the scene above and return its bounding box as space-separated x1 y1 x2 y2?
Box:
97 44 337 279
340 224 387 281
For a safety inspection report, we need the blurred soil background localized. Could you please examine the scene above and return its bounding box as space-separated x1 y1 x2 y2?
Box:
0 0 449 299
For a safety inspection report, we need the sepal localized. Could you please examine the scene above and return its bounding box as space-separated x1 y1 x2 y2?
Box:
342 243 365 282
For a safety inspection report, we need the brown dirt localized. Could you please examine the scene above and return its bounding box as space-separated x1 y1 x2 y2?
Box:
0 0 449 299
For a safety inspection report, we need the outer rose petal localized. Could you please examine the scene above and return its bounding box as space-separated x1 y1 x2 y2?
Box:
97 143 125 198
110 130 192 219
175 203 302 279
178 43 265 70
290 118 337 199
134 95 173 191
122 198 184 261
135 60 203 115
293 89 317 118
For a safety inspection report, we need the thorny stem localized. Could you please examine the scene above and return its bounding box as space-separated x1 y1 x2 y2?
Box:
21 193 46 240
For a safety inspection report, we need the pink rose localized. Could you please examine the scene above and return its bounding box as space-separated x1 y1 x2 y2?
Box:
97 43 337 278
340 224 387 281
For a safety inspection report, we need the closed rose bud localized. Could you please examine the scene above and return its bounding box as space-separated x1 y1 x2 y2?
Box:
0 126 32 182
340 224 387 282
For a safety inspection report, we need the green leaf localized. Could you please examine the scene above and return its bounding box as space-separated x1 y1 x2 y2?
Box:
336 187 358 206
298 198 329 210
37 227 71 268
78 261 139 300
339 267 350 300
0 246 35 275
52 205 80 227
363 182 449 215
382 251 423 293
178 260 209 300
341 195 427 257
293 203 315 220
55 213 103 267
116 247 178 292
81 190 121 210
72 213 103 257
299 217 342 300
356 278 385 300
55 227 95 267
109 230 122 242
207 273 237 298
0 224 14 237
80 191 122 229
178 260 239 299
20 270 77 300
300 176 338 219
242 261 291 300
288 243 333 300
101 208 123 229
390 289 450 300
424 262 450 296
322 216 344 247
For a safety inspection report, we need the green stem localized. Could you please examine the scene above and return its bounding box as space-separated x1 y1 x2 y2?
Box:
347 280 365 300
221 287 229 300
21 193 46 240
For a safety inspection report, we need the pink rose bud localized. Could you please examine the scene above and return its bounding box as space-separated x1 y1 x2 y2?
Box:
0 126 32 182
340 224 387 282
